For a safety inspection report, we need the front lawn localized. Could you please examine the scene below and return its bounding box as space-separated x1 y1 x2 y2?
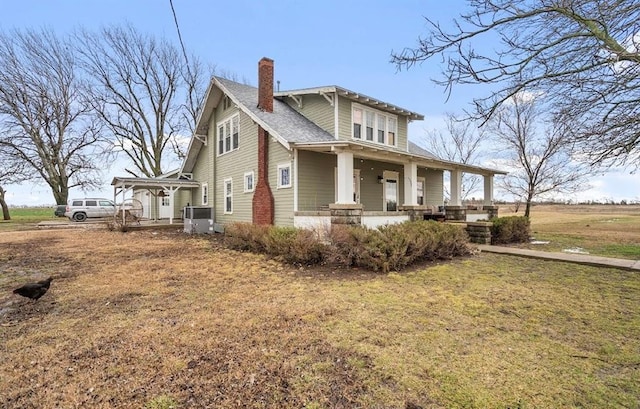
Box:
1 229 638 408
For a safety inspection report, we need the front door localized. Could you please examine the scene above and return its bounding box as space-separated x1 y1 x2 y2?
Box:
159 193 171 219
383 171 399 212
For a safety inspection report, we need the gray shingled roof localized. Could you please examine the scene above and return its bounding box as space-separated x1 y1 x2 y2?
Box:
215 77 336 144
408 141 440 160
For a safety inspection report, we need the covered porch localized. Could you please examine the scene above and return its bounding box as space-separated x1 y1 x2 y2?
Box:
291 141 506 230
111 177 201 224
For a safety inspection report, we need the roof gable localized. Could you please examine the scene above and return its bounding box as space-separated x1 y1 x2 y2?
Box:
275 86 424 121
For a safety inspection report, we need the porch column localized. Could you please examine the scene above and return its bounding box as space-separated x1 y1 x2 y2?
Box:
483 174 494 206
450 170 462 206
403 162 418 206
336 151 355 204
168 187 176 225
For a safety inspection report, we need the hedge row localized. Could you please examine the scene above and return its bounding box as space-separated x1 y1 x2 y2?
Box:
224 220 473 273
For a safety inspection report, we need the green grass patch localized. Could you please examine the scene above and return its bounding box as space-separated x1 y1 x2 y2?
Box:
594 243 640 258
0 207 59 231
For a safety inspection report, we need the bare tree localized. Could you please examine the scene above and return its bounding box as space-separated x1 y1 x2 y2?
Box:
75 24 208 177
392 0 640 168
0 147 27 220
0 28 103 205
488 94 589 217
423 113 485 201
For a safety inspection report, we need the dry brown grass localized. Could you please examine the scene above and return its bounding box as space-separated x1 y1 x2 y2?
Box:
499 204 640 258
1 228 639 408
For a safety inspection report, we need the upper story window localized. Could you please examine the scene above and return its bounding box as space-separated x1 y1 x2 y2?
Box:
217 114 239 155
352 104 398 147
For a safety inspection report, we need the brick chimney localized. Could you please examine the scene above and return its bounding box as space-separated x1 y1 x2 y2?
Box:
253 58 275 225
257 57 274 113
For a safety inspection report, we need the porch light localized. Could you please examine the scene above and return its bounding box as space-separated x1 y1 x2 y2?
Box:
377 176 384 184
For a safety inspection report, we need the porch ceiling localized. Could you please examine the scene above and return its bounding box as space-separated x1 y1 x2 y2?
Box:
111 177 201 190
292 141 507 176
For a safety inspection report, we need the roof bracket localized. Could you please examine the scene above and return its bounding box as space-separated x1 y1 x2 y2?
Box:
288 94 303 108
320 92 334 106
194 134 208 145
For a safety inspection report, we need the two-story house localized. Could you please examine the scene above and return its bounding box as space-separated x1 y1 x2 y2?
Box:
112 57 505 229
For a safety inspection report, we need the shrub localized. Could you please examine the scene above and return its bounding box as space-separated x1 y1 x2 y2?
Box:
225 223 326 265
328 221 472 273
224 222 269 252
491 216 531 244
265 226 326 265
223 221 473 273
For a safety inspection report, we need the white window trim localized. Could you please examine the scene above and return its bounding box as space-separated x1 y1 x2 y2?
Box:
277 163 292 189
417 176 425 206
351 103 398 147
224 178 233 214
201 182 208 205
244 171 255 193
216 113 240 156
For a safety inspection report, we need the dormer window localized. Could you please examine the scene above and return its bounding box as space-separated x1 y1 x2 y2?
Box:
352 104 398 147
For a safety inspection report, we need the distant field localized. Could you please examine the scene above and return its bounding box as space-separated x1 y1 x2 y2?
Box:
500 204 640 259
0 207 60 231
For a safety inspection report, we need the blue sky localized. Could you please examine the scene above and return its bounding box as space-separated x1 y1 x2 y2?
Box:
1 0 638 205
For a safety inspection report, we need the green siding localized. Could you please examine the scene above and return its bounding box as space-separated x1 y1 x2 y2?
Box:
357 159 403 211
282 94 335 136
337 96 352 142
422 168 444 207
270 140 294 226
397 116 408 151
215 111 258 224
297 150 336 211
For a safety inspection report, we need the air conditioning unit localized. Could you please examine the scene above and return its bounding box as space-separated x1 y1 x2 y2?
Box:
183 206 213 234
179 173 193 180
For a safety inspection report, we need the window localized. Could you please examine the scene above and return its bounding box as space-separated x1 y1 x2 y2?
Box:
217 114 240 155
232 115 239 150
202 183 208 205
377 115 386 143
387 117 397 146
365 111 374 141
86 200 97 207
99 200 113 207
352 104 398 147
417 177 425 206
353 108 362 139
224 179 232 214
244 171 254 193
277 163 291 188
161 196 170 207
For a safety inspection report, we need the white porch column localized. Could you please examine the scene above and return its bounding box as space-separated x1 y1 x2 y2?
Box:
403 162 418 206
168 187 175 225
450 170 462 206
336 151 355 204
483 174 494 206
